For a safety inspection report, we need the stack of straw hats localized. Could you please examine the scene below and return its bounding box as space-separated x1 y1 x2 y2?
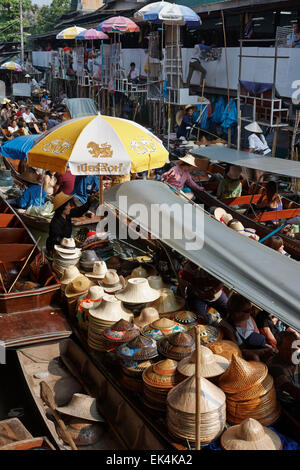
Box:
206 340 242 362
158 332 195 361
64 274 94 316
142 318 186 341
218 355 280 426
79 250 99 273
117 335 158 369
102 319 140 352
53 238 81 279
176 346 229 381
167 375 226 445
99 270 125 293
60 266 80 294
116 278 160 315
142 359 180 411
85 261 107 281
134 307 160 329
120 360 154 393
76 285 104 331
88 294 133 351
147 288 185 317
188 324 223 345
220 418 282 450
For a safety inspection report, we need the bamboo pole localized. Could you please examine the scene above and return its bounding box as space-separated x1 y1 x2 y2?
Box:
8 237 41 294
0 271 7 294
195 325 201 450
197 79 206 141
98 175 104 206
272 117 280 157
221 10 231 147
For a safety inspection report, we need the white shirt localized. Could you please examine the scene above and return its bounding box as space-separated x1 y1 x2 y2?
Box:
22 112 36 123
128 68 138 80
8 125 18 134
248 133 271 155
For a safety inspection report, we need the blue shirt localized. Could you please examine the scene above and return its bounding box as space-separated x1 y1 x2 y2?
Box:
71 175 99 204
46 119 60 130
177 114 194 139
16 185 47 209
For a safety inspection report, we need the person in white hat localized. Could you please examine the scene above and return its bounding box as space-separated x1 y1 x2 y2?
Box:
245 121 271 157
161 155 204 200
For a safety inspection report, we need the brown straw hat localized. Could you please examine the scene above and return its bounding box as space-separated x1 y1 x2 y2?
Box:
218 355 268 394
220 418 282 450
206 340 242 362
53 192 73 211
65 275 93 298
158 332 195 360
177 346 229 379
147 288 185 315
134 307 160 329
57 393 104 422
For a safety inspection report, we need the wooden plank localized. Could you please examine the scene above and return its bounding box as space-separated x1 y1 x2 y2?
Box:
0 244 34 262
221 194 262 206
248 208 300 222
0 418 33 447
0 214 16 227
0 228 28 244
0 437 56 450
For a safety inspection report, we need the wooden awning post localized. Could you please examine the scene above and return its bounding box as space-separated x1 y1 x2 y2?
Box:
98 175 104 207
195 325 201 450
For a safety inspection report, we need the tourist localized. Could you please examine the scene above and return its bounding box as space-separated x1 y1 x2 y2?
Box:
44 115 60 130
46 191 97 255
15 121 29 136
22 107 41 134
217 165 242 199
176 105 196 140
55 166 75 195
7 119 19 136
127 62 139 83
161 155 204 198
0 101 12 122
257 181 283 224
43 170 57 196
263 235 290 256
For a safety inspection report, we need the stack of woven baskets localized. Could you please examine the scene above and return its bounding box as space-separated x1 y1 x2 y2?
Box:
218 355 280 426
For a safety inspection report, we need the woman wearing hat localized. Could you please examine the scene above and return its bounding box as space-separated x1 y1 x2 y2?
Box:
46 191 96 256
176 105 197 140
161 155 204 200
245 121 271 180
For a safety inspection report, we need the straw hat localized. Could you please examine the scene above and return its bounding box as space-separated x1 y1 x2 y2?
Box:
177 346 229 379
228 220 245 232
214 208 233 225
55 238 81 256
188 324 223 345
80 250 99 272
117 335 158 362
218 355 268 394
130 265 148 278
81 286 104 310
244 121 263 134
147 275 168 290
176 105 197 126
85 261 107 279
143 359 179 389
206 340 242 362
60 266 81 286
103 319 139 343
142 317 186 341
56 418 104 446
116 278 160 304
178 154 198 167
1 98 11 105
57 393 104 422
174 311 197 325
158 332 195 360
221 418 282 450
99 270 125 293
134 307 160 328
89 293 132 322
147 288 185 314
65 275 93 298
53 192 73 211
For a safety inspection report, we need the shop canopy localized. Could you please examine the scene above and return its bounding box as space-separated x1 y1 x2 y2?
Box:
105 180 300 331
190 146 300 179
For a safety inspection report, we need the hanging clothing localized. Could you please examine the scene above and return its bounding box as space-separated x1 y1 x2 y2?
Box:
221 99 237 129
211 97 225 124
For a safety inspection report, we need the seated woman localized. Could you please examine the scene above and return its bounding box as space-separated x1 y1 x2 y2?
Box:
15 121 30 136
255 310 280 350
263 235 290 257
7 119 19 136
257 181 282 223
161 155 204 200
43 170 57 196
217 165 242 200
222 293 275 361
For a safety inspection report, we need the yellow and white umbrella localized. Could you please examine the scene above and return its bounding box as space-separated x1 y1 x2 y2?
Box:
1 61 23 72
56 26 87 40
28 115 168 176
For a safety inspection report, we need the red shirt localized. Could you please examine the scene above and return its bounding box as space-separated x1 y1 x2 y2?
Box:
56 170 75 195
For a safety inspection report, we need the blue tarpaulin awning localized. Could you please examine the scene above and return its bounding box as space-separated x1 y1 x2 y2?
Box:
0 134 40 160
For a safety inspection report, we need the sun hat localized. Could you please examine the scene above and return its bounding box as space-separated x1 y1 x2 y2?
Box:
228 220 245 232
60 266 81 286
99 270 125 293
80 250 99 272
143 359 179 389
54 237 79 253
116 278 160 304
220 418 282 450
103 319 139 343
130 265 148 278
53 192 73 211
89 293 132 322
1 98 11 105
244 121 263 134
218 354 268 394
147 288 185 315
65 275 93 298
57 393 104 422
178 154 198 167
85 261 107 279
173 311 197 325
175 105 197 127
206 340 242 362
117 335 158 363
147 275 169 290
177 346 229 379
134 307 160 329
142 317 186 341
81 285 104 310
214 208 233 225
188 324 223 345
158 332 195 360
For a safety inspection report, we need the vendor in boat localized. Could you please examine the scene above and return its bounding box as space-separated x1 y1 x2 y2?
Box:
8 181 47 209
46 191 97 256
216 164 242 199
71 175 99 213
245 121 271 180
256 181 282 223
161 155 204 199
176 105 196 140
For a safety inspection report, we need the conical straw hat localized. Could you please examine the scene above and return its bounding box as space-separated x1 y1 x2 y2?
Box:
56 393 104 422
206 340 242 362
89 294 133 322
218 355 268 394
147 288 185 314
167 375 226 414
142 317 186 341
142 359 178 388
174 310 197 325
244 121 263 134
134 307 160 328
177 346 229 379
116 278 160 303
179 154 198 168
158 332 195 360
220 418 282 450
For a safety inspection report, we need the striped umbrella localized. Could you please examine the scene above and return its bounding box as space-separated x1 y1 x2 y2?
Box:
56 26 87 40
134 1 172 21
137 3 202 25
75 29 109 40
97 16 140 33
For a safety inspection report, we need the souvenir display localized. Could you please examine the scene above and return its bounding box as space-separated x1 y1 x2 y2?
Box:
142 318 186 341
147 288 185 315
117 335 158 368
65 275 94 299
60 266 81 293
167 375 226 444
188 324 223 345
177 346 229 380
116 278 160 304
142 359 180 412
85 261 108 280
158 332 195 360
121 360 153 393
134 307 160 329
102 319 140 351
99 270 125 293
220 418 282 450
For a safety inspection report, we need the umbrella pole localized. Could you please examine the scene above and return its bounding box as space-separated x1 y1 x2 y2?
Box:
40 169 45 206
98 175 104 206
195 325 201 450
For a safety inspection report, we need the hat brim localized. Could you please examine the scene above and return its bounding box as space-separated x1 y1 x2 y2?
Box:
176 110 184 127
220 424 282 450
85 273 107 279
55 245 80 254
54 194 73 211
178 156 198 168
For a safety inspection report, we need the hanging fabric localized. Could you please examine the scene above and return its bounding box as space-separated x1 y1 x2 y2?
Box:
211 96 225 124
221 99 237 129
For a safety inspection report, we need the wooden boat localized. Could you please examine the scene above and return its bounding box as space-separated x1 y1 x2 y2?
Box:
0 418 55 450
0 195 71 346
17 338 170 450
